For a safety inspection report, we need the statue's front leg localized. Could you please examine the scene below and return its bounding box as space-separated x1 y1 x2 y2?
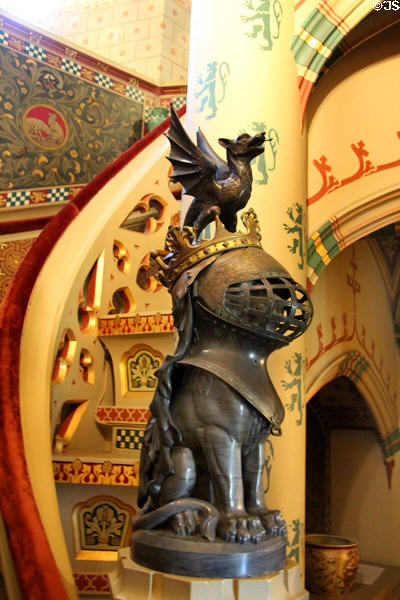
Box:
197 424 264 544
243 439 287 538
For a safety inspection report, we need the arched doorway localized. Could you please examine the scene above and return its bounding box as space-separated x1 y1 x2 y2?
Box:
306 375 379 537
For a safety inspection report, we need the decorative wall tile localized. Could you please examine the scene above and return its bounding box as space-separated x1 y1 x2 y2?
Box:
123 20 150 42
110 42 135 63
167 43 184 67
138 0 166 20
73 496 135 551
165 1 186 27
112 3 139 26
147 55 172 82
150 16 174 40
74 573 111 595
173 23 190 49
122 344 164 393
135 37 164 60
115 427 145 450
171 63 187 82
87 8 114 31
74 30 99 50
98 25 124 48
62 14 88 37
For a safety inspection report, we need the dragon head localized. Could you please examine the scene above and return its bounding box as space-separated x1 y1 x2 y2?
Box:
218 132 267 160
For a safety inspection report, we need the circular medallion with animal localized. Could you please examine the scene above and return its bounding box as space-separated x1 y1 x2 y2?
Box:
23 105 67 149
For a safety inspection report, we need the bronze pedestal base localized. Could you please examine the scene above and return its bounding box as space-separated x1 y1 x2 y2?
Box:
132 530 286 579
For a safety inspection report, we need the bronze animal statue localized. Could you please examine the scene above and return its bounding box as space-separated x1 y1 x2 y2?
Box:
131 111 313 578
165 104 267 234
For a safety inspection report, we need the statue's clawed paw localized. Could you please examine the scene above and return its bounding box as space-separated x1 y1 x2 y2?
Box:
218 515 266 544
260 510 287 538
171 509 198 536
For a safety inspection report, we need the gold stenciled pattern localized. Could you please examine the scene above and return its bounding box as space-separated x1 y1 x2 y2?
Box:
98 313 174 336
0 239 35 303
53 459 139 486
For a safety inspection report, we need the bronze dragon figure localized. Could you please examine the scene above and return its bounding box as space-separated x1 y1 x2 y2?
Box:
165 104 267 233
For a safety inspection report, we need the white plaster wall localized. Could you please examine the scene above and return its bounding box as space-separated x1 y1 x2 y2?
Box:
331 429 400 565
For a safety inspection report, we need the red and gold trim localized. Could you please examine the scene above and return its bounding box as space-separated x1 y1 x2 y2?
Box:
53 458 139 486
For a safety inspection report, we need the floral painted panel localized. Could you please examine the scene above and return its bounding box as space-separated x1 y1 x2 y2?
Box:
0 45 143 191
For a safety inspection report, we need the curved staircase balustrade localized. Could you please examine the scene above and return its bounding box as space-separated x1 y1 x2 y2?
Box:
0 106 185 600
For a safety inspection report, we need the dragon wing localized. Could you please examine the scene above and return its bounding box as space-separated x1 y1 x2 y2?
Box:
164 105 227 198
196 128 230 181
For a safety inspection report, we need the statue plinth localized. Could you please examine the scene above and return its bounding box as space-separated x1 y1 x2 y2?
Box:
132 530 286 578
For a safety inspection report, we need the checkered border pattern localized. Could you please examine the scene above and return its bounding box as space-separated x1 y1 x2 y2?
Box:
144 96 187 121
115 428 144 450
0 186 83 209
172 96 186 109
46 187 70 203
144 106 154 121
0 30 9 45
61 58 82 75
125 86 145 102
95 73 113 89
25 42 47 61
5 191 30 207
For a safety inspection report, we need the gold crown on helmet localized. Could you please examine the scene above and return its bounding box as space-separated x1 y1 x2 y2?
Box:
151 207 262 290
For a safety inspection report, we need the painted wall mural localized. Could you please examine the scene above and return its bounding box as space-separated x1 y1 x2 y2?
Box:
283 202 305 270
241 0 283 51
250 121 279 186
194 60 230 120
286 518 303 564
307 243 400 468
0 43 143 191
281 352 304 425
307 132 400 206
307 247 395 404
263 438 274 494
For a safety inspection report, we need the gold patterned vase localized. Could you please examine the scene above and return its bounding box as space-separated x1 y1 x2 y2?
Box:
305 534 360 595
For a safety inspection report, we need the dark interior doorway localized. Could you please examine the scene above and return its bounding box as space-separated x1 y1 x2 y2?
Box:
306 375 379 534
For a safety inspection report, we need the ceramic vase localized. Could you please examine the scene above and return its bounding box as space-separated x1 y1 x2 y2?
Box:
305 534 360 595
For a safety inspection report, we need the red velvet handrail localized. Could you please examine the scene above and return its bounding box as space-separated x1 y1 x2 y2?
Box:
0 105 185 600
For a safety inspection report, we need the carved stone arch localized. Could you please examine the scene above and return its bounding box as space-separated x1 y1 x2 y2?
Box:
307 188 400 290
306 349 399 457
